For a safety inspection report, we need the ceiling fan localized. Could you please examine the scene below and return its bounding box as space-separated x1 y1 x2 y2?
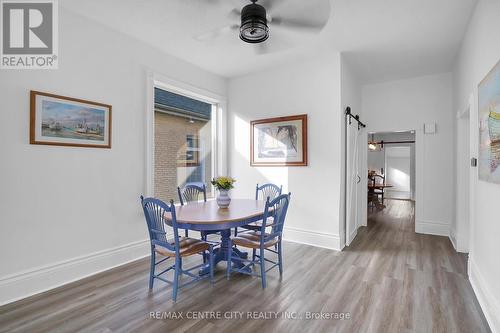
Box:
194 0 329 54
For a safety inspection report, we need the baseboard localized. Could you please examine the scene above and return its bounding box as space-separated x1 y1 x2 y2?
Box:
415 219 450 237
449 233 458 251
283 226 340 251
384 190 412 200
347 227 358 246
468 257 500 333
0 228 337 306
385 197 414 201
0 239 150 306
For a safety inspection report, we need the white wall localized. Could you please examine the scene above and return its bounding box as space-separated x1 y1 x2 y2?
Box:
0 8 227 305
362 73 454 236
227 53 343 250
376 131 416 200
368 150 385 174
453 0 500 330
385 146 411 198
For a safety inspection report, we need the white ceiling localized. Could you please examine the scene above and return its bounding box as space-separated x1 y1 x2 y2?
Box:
331 0 478 83
61 0 478 83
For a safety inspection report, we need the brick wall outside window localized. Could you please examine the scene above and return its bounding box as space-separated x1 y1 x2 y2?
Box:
154 111 213 203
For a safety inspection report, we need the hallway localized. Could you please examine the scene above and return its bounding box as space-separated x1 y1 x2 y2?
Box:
345 199 490 332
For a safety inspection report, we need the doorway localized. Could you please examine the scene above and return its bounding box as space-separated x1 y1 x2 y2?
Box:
367 131 416 210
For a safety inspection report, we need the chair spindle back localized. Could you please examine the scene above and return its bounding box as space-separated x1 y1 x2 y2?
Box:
178 184 207 206
255 183 283 201
261 193 291 237
140 196 179 255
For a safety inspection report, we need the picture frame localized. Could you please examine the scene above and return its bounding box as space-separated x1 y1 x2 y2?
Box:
30 90 112 148
250 114 308 166
478 59 500 183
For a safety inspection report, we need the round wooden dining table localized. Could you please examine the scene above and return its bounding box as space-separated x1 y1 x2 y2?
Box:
164 199 268 275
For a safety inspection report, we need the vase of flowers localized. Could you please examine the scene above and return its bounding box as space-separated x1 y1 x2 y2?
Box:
211 176 236 208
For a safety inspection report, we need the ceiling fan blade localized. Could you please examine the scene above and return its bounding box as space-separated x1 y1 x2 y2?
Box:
269 16 325 32
187 0 220 3
194 24 239 42
259 0 287 12
228 8 241 20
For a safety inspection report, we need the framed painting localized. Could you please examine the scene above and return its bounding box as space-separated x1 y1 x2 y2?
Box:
30 91 112 148
250 114 308 166
478 60 500 183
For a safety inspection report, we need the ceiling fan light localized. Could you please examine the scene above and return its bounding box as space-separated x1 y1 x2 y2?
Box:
239 1 269 43
240 21 269 43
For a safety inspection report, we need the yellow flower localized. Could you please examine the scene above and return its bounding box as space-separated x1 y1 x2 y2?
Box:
211 176 236 190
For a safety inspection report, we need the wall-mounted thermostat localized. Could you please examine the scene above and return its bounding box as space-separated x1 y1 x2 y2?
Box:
424 123 436 134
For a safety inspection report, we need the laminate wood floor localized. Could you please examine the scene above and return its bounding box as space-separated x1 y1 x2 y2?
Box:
0 200 490 333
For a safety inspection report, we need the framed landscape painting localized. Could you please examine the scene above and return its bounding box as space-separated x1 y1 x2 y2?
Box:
478 60 500 183
30 91 112 148
250 114 308 166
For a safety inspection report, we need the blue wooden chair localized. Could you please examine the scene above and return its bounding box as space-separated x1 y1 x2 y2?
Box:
227 193 291 288
255 183 283 201
177 184 207 237
140 196 214 302
177 183 207 206
236 183 283 234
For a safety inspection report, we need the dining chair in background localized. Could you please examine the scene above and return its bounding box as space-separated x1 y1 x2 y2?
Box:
372 174 385 202
140 196 214 302
255 183 283 201
177 183 207 206
236 183 283 235
177 184 207 237
227 193 291 288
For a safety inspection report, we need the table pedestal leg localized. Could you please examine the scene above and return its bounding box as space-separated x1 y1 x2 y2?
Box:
232 247 248 259
199 229 250 275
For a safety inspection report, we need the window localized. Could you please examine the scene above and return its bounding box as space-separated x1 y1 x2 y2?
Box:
154 88 216 201
180 134 200 167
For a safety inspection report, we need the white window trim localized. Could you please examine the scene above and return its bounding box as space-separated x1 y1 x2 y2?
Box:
145 71 227 197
